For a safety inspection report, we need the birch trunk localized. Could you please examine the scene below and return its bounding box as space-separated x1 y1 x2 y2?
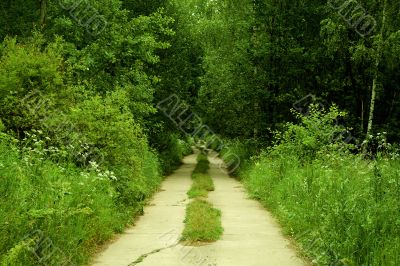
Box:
366 0 387 139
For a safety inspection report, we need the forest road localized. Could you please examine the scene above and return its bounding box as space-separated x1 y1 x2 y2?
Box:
91 152 306 266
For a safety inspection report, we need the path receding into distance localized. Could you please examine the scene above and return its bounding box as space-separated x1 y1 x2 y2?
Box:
91 152 306 266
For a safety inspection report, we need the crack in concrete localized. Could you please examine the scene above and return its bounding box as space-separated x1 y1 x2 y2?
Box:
127 243 179 265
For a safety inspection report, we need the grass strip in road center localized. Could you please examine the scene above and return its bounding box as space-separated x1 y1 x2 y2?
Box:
182 199 223 242
187 172 214 198
187 152 214 198
193 152 210 174
182 151 223 242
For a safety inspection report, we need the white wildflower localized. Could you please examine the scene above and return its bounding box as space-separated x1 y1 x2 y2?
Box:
89 161 99 169
110 174 117 181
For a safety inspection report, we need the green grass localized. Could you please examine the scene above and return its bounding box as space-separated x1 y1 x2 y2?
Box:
182 152 222 242
0 140 162 266
187 152 214 198
187 173 214 198
181 199 223 242
194 152 210 174
218 107 400 265
239 151 400 265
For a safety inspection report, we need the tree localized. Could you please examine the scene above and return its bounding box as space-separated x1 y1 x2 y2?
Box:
40 0 47 28
366 0 387 139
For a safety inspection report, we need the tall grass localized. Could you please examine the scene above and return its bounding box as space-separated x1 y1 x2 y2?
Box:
243 152 400 265
218 138 262 177
0 139 162 265
231 107 400 265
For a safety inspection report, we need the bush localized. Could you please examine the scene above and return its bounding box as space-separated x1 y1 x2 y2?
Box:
0 8 181 266
0 90 164 265
157 134 193 175
219 138 261 177
269 104 351 162
0 36 63 136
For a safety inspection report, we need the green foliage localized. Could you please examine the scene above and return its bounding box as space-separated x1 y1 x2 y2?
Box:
122 0 169 17
157 134 193 175
0 36 63 134
0 140 159 265
0 125 162 265
0 0 39 40
219 138 262 177
184 0 400 142
270 105 351 162
0 1 180 264
240 110 400 265
1 0 400 264
194 0 260 138
0 36 63 96
58 90 146 173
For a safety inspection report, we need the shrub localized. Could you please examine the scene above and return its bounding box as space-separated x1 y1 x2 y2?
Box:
0 36 63 136
219 138 262 177
269 104 351 163
157 134 192 175
0 89 164 265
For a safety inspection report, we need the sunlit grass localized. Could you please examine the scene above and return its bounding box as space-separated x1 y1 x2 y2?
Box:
182 199 223 242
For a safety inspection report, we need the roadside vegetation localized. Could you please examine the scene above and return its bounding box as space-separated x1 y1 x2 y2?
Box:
220 107 400 265
0 134 161 265
0 1 192 265
183 1 400 264
0 110 192 266
182 152 222 242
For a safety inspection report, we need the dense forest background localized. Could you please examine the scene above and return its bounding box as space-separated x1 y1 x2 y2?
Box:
0 0 399 265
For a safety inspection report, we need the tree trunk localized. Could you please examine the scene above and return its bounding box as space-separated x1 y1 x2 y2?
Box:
366 0 387 140
361 99 364 132
366 78 377 137
40 0 47 28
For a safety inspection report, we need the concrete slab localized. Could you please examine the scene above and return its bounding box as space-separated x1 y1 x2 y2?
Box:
91 154 196 266
91 152 306 266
